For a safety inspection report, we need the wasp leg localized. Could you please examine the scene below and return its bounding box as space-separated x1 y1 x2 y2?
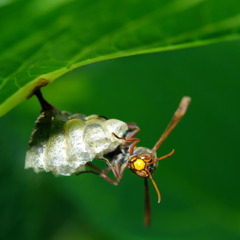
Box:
112 131 140 155
113 124 140 144
87 162 116 178
128 138 140 155
75 162 120 186
115 160 128 179
127 122 138 129
75 170 99 176
96 157 121 185
126 123 140 139
86 162 106 173
99 172 120 186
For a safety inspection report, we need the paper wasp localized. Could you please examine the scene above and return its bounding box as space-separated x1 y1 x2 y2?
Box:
26 89 190 226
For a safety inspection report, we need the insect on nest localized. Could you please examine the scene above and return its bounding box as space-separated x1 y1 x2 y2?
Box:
25 89 191 226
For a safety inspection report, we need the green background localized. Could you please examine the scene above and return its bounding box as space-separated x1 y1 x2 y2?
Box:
1 0 240 116
1 40 240 240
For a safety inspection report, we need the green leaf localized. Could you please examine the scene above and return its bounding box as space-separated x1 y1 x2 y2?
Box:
0 0 240 116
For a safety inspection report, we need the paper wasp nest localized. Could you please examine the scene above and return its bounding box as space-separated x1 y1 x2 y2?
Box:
25 107 128 176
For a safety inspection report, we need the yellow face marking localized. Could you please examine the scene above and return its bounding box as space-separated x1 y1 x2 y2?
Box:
133 159 146 171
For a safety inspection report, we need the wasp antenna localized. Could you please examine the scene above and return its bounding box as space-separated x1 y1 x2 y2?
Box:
152 96 191 152
156 149 175 161
146 169 161 203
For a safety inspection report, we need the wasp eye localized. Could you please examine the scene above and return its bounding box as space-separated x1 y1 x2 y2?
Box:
133 159 146 171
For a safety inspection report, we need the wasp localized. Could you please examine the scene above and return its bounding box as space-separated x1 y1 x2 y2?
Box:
79 96 191 226
26 89 190 226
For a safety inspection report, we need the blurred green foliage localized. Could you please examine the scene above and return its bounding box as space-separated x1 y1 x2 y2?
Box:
1 0 240 240
1 40 240 240
1 0 240 116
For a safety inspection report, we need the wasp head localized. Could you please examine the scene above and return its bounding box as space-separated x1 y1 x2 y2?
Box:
127 148 175 203
129 153 157 178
